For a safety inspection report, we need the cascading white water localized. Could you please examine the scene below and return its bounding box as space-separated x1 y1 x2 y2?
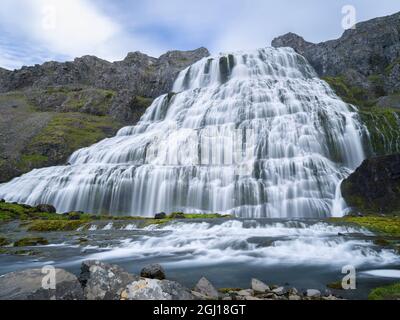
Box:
0 47 366 218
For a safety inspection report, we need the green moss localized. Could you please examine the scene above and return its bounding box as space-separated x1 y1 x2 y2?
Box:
134 96 153 109
13 250 38 256
330 216 400 237
218 288 242 294
327 281 344 290
359 107 400 156
369 283 400 300
28 220 86 232
0 237 10 246
16 154 49 171
14 237 49 247
323 76 372 108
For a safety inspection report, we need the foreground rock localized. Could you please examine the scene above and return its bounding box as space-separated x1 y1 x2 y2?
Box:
121 279 194 300
193 277 219 299
140 264 166 280
0 269 83 300
341 154 400 214
79 260 139 300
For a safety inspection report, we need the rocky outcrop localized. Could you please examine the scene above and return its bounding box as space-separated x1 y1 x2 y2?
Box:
0 262 344 300
341 154 400 214
0 269 83 300
140 264 166 280
0 48 210 98
193 277 219 299
79 260 139 300
121 278 194 300
272 12 400 99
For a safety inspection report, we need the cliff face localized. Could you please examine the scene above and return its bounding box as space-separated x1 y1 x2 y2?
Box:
0 48 210 183
341 154 400 215
0 48 210 98
272 12 400 98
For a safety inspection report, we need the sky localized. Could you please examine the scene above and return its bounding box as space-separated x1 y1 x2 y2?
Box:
0 0 400 70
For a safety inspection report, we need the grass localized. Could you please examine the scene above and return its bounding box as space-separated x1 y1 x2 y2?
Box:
27 220 86 232
1 201 230 232
330 216 400 237
369 283 400 300
13 237 49 247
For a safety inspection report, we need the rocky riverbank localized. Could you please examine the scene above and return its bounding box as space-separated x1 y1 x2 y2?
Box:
0 260 343 300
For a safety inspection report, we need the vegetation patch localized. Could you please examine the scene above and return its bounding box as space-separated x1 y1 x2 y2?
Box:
330 216 400 237
14 237 49 247
369 283 400 300
327 281 344 290
0 237 10 246
27 220 86 232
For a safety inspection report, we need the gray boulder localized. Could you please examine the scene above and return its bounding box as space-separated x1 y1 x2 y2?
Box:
140 264 166 280
251 278 270 293
0 268 83 300
306 289 322 298
193 277 219 299
79 260 139 300
121 278 194 300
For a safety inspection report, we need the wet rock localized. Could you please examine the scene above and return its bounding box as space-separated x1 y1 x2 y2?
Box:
155 212 167 219
79 260 138 300
306 289 321 298
193 277 219 299
272 287 286 296
121 279 194 300
251 278 270 293
0 268 83 300
36 204 56 213
140 264 166 280
237 289 254 297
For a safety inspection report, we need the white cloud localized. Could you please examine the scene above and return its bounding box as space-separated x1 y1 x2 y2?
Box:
0 0 165 69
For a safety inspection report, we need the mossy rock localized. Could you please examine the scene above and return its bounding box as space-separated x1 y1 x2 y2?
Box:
330 216 400 237
327 281 344 290
369 283 400 300
27 220 86 232
0 237 10 246
14 237 49 247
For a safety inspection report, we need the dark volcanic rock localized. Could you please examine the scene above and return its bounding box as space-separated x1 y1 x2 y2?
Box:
140 264 166 280
272 12 400 99
79 260 139 300
341 154 400 214
0 268 83 300
36 204 57 213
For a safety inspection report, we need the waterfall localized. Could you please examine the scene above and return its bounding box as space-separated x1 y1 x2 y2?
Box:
0 47 366 218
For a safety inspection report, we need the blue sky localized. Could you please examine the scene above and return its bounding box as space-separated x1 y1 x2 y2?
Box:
1 0 400 70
